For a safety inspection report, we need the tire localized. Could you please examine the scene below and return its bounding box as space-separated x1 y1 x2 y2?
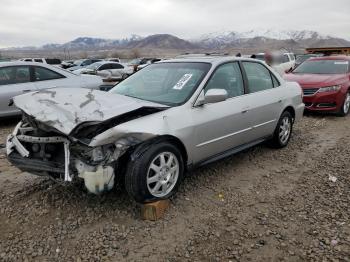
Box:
125 142 184 203
269 111 293 148
337 92 350 117
121 74 128 80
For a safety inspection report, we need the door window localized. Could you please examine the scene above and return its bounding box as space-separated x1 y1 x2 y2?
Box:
205 62 244 98
0 66 30 85
98 64 111 71
111 63 124 69
34 59 43 63
242 62 274 93
34 66 65 81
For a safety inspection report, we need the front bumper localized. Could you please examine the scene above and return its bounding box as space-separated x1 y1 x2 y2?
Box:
303 90 344 112
6 121 72 181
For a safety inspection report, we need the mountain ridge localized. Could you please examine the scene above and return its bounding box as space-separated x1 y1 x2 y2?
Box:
3 29 350 51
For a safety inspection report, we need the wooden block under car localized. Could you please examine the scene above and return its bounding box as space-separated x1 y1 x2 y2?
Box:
141 199 170 221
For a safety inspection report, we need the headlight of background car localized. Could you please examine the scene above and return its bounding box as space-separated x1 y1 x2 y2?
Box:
318 85 341 93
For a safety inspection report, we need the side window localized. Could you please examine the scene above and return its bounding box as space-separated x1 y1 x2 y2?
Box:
34 59 43 63
98 64 111 71
34 66 65 81
242 62 274 93
0 66 30 85
205 62 244 98
111 64 124 69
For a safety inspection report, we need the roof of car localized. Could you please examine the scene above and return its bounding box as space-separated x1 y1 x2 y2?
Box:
308 55 350 61
159 56 262 66
0 61 53 67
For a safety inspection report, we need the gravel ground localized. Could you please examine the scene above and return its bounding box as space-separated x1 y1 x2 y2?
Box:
0 115 349 262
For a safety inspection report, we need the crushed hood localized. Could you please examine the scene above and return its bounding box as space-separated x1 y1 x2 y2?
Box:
14 88 167 135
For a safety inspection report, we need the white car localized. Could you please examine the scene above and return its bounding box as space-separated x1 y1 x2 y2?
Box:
253 52 296 76
0 62 103 117
73 61 134 80
19 58 62 67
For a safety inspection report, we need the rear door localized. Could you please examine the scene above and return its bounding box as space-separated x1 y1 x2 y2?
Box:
240 61 285 139
0 66 36 116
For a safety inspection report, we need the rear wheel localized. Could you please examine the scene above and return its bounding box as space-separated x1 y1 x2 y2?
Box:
269 111 293 148
125 142 184 203
337 92 350 117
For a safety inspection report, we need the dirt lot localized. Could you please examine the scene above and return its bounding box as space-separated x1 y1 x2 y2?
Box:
0 114 349 262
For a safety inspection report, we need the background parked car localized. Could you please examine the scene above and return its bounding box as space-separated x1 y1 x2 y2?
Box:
19 58 62 67
252 52 296 75
105 58 120 63
61 60 75 69
68 59 102 71
0 62 103 117
128 58 161 73
284 56 350 116
295 54 323 68
73 61 134 80
136 58 162 71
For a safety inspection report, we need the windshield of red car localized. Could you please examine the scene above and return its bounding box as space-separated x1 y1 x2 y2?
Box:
109 62 211 106
293 60 349 74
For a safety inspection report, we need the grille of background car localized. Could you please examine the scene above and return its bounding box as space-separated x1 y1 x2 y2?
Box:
303 88 319 96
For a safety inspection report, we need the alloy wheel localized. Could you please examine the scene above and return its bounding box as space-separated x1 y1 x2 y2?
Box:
343 93 350 114
279 117 291 144
146 152 179 198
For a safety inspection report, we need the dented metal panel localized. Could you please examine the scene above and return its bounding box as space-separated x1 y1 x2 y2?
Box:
13 88 167 135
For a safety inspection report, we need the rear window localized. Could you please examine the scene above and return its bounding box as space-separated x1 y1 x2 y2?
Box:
293 60 349 74
45 58 61 65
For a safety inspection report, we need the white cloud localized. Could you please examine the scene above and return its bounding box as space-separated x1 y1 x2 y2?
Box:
0 0 349 47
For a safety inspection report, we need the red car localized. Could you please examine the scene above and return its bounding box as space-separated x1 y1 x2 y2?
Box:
284 56 350 116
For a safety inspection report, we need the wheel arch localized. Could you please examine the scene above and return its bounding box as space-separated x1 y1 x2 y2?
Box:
128 135 188 166
282 106 295 121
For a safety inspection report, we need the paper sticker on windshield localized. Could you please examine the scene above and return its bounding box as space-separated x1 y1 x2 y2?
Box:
173 74 192 90
334 61 348 65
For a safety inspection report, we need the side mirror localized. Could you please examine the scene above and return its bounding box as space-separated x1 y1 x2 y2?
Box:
195 89 228 106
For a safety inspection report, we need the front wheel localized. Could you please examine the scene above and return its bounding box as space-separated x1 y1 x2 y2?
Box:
337 92 350 117
125 142 184 203
269 111 293 148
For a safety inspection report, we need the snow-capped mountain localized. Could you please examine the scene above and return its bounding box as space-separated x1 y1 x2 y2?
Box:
3 29 350 52
194 29 337 49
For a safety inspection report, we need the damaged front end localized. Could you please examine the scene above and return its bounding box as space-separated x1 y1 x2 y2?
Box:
6 115 145 194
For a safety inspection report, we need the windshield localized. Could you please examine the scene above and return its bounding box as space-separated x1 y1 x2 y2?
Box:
109 62 211 106
86 62 102 70
293 60 349 74
296 55 316 64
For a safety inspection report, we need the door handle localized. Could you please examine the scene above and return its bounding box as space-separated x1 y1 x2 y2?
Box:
277 99 282 103
22 90 33 93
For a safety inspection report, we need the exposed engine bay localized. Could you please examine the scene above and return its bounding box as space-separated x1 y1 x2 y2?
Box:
6 110 163 194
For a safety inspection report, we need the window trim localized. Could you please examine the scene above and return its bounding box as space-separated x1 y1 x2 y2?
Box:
202 61 246 98
0 65 32 86
240 61 277 94
32 65 66 82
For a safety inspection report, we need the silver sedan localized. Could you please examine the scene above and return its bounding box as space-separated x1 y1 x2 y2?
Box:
0 62 102 117
6 56 304 203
